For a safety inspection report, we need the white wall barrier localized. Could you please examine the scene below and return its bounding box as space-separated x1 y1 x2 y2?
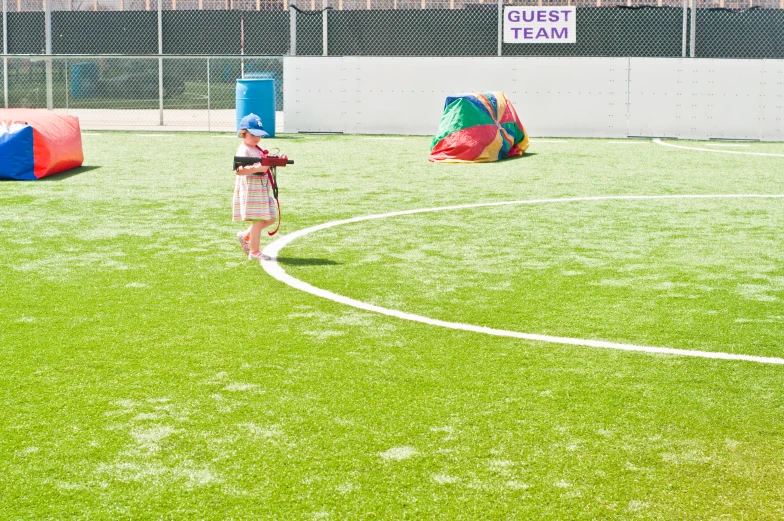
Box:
284 56 784 141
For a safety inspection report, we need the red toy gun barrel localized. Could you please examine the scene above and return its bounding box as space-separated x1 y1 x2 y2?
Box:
261 155 294 167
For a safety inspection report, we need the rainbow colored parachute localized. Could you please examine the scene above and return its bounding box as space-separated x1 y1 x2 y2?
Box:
429 92 529 163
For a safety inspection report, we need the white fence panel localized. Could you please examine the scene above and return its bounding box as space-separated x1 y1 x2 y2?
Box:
761 60 784 141
285 56 784 141
628 58 781 141
506 57 628 138
627 58 684 138
284 57 349 133
284 57 627 137
344 57 516 135
678 59 762 140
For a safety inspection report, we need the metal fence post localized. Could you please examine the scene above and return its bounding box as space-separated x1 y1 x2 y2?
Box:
690 0 696 57
497 0 502 56
322 0 328 56
45 0 53 109
65 57 68 111
682 0 687 57
3 0 8 109
290 0 297 56
207 57 211 132
158 0 164 125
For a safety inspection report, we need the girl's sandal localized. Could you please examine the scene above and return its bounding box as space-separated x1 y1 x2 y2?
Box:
237 231 250 255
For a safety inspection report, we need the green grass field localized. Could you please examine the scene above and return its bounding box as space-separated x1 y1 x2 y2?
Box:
2 133 784 519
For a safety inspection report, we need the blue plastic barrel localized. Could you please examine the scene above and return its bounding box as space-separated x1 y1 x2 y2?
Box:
236 79 276 138
70 62 99 99
244 71 282 111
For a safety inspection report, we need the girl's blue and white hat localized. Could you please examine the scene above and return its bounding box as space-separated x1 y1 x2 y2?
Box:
239 113 269 137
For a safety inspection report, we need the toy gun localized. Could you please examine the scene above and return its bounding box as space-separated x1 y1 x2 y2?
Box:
233 155 293 170
233 154 293 237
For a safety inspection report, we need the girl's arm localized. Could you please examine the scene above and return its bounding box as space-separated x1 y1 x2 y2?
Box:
235 163 271 176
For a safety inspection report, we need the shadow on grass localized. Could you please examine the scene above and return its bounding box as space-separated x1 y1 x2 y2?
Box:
38 165 101 181
276 256 339 266
483 153 538 164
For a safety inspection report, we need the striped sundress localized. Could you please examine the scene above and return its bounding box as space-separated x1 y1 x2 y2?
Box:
232 144 277 222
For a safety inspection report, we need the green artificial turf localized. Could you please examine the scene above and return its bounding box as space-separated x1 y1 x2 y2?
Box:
1 134 784 519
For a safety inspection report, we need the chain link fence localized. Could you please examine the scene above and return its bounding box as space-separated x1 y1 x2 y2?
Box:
3 0 783 128
3 0 783 57
2 55 282 129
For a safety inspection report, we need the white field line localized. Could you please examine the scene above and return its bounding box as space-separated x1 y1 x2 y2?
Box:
363 137 406 140
607 141 648 144
262 194 784 365
530 140 567 143
653 138 784 157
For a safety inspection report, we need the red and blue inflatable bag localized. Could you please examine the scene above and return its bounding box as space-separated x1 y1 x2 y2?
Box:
0 109 84 181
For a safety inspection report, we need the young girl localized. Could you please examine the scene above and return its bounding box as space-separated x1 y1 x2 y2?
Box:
233 113 277 262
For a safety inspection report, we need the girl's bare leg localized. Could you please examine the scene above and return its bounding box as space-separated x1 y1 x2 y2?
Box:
248 220 264 253
258 218 275 231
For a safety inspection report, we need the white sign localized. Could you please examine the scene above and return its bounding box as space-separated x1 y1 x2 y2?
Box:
503 6 576 44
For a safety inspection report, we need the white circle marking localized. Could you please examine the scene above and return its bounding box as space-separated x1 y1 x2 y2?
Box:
653 138 784 157
262 194 784 365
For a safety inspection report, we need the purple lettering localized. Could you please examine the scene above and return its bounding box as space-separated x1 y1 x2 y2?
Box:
511 27 522 38
523 27 533 39
536 10 547 22
561 9 571 21
507 9 520 22
552 27 568 39
536 27 549 39
549 11 559 22
522 10 535 22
